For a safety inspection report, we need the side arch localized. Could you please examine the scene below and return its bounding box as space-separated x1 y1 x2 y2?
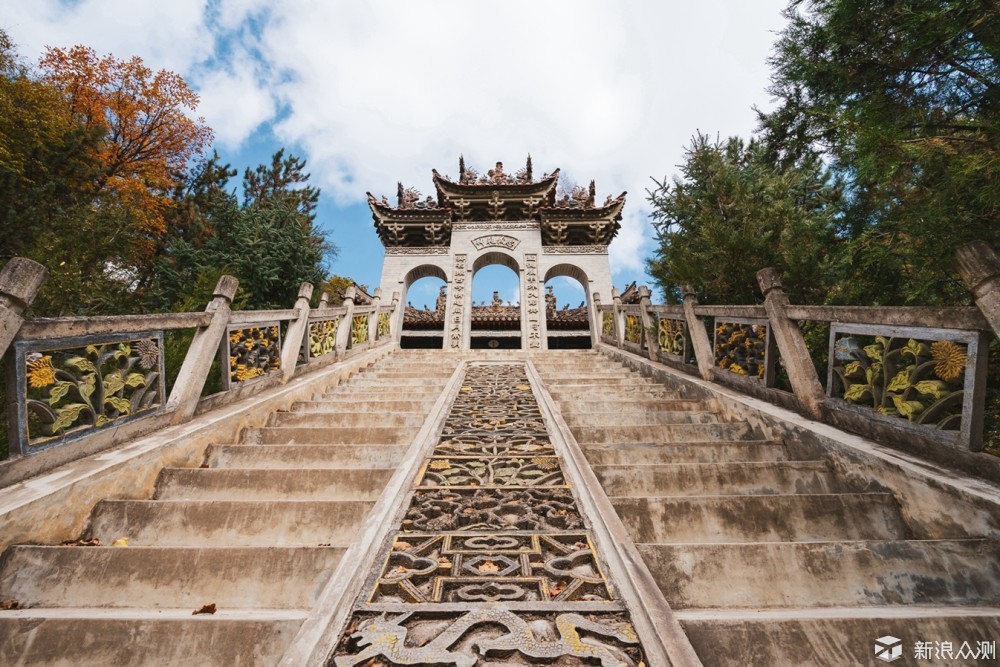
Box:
403 263 449 287
543 263 590 289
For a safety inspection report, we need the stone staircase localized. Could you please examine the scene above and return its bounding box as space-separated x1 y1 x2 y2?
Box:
534 351 1000 667
0 351 457 665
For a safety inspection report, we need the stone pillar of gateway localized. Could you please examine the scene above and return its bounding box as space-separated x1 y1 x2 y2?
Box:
371 155 625 350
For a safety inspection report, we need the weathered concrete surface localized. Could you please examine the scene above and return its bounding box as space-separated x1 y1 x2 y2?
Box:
614 493 909 544
154 468 393 501
0 546 342 608
536 347 1000 666
88 500 374 547
0 345 392 552
0 612 304 666
641 539 1000 608
678 611 1000 667
0 349 460 666
242 425 419 445
596 460 837 496
584 440 788 465
203 443 408 469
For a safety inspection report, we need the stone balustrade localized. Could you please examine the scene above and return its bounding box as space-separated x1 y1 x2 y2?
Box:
596 240 1000 458
0 266 402 486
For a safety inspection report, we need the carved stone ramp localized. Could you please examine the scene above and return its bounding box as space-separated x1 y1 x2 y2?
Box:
0 351 458 665
534 350 1000 666
307 351 700 667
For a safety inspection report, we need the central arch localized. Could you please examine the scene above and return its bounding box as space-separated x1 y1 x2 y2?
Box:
400 264 449 349
470 251 522 349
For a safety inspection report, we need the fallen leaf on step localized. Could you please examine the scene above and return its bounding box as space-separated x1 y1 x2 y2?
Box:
549 581 567 597
0 599 20 610
192 603 216 615
391 541 412 551
61 538 101 547
111 537 129 547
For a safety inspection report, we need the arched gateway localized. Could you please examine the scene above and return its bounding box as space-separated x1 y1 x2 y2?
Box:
371 156 625 349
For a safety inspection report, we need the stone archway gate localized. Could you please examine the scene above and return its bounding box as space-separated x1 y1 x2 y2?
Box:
370 156 625 349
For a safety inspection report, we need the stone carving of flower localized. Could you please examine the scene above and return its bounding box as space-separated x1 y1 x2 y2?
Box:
26 354 56 388
136 339 159 370
930 341 967 382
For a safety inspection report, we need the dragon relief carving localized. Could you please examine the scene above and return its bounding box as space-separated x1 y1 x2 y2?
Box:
333 608 643 667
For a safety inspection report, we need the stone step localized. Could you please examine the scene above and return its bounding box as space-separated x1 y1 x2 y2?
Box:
595 461 838 496
88 499 373 547
675 607 1000 667
204 444 408 469
583 440 789 465
564 411 720 427
572 422 755 445
267 411 427 428
348 378 447 388
154 468 392 501
0 611 305 666
541 374 655 384
613 493 909 544
291 399 435 413
364 370 456 378
242 425 418 445
559 399 707 413
0 546 342 609
550 386 684 401
640 539 1000 609
321 387 443 399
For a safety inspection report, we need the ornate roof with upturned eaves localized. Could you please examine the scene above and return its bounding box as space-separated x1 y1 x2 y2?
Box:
369 156 626 247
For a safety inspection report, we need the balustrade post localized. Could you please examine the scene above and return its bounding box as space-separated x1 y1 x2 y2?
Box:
368 288 382 345
681 284 715 381
279 282 314 383
756 268 826 418
637 285 659 361
167 275 239 423
0 257 47 358
318 291 330 309
390 290 401 343
957 240 1000 339
611 288 624 348
590 292 602 348
335 286 356 354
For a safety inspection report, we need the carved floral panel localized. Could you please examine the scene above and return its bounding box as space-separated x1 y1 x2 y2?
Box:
714 320 768 380
20 333 165 451
308 318 339 359
657 317 687 357
350 314 368 346
228 324 281 384
377 312 391 339
831 332 970 430
624 314 642 345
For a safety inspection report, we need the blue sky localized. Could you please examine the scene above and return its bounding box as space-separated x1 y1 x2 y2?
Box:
2 0 790 308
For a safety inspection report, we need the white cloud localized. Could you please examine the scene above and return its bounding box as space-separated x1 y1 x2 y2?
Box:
5 0 789 286
0 0 213 73
195 50 277 148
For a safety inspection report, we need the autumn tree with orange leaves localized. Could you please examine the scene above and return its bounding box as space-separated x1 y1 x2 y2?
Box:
39 44 213 262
